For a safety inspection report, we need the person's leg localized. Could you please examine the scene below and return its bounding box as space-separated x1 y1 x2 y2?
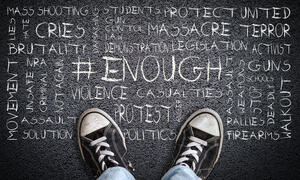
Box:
97 167 135 180
77 108 135 179
163 108 224 180
161 165 199 180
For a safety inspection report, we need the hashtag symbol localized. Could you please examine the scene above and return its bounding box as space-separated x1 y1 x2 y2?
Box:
72 57 97 82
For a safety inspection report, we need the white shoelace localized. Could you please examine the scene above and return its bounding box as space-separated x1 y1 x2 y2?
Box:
90 136 119 171
176 136 208 171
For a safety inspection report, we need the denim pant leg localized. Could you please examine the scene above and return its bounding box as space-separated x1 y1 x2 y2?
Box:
97 167 135 180
161 165 200 180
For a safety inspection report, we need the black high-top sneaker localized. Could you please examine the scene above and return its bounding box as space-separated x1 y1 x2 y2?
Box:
77 108 134 178
171 108 224 180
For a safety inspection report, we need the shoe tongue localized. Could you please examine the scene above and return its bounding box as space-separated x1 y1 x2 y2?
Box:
188 125 213 141
86 124 129 171
179 145 198 169
102 155 117 169
85 127 118 169
178 126 211 168
85 127 105 140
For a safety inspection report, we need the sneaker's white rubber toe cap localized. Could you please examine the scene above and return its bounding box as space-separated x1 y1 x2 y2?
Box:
81 113 110 136
189 113 220 137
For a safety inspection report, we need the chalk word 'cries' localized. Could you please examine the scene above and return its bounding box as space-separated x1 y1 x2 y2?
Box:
35 22 85 39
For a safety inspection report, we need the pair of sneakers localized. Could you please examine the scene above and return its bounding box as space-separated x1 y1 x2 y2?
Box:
78 108 223 179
